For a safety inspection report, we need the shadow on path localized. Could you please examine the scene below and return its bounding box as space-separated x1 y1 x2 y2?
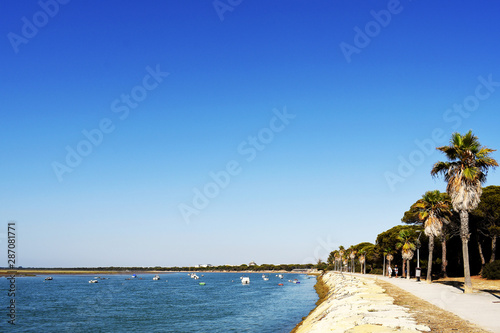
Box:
434 280 464 292
434 280 500 300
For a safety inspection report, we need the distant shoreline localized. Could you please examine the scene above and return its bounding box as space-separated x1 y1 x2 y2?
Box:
0 269 319 277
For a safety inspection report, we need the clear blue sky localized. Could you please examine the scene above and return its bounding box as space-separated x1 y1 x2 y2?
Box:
1 1 499 267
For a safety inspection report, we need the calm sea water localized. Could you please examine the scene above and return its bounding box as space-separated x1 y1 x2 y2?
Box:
1 272 318 332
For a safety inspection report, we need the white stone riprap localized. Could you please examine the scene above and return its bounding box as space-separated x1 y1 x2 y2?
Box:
295 272 430 333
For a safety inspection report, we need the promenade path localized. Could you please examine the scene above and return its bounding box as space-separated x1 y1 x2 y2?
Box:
349 273 500 333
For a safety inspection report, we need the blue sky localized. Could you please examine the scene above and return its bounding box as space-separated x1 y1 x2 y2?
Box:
1 0 500 267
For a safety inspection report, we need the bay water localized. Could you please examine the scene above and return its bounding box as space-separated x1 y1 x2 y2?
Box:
1 272 318 332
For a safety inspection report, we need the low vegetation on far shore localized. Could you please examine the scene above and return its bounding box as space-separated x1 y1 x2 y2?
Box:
0 263 317 276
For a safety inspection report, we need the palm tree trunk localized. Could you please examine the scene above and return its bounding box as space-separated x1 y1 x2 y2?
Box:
460 210 473 293
427 235 434 283
491 236 497 263
476 232 486 275
441 235 448 278
402 260 406 278
407 259 411 280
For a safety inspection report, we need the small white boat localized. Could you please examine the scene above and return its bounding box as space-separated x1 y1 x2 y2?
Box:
153 275 160 281
241 277 250 285
263 277 269 281
89 279 99 283
278 274 284 279
44 277 53 281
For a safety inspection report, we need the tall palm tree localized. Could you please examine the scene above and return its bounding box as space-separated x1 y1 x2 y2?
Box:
396 230 416 280
349 248 356 273
414 190 452 283
359 253 366 274
382 247 392 277
404 249 415 280
432 131 498 293
333 250 341 271
386 253 394 276
339 246 345 272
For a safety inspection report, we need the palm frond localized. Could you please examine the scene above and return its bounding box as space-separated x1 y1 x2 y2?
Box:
431 161 452 178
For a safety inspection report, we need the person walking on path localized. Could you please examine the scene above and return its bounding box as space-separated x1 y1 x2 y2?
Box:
394 265 399 277
387 265 393 278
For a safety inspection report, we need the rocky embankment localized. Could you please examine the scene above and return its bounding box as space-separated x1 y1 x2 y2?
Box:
295 272 431 333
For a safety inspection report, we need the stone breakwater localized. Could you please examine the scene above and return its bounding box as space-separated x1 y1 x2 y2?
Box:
295 272 431 333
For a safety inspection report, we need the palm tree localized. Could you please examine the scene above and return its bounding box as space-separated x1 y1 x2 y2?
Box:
396 229 416 280
359 253 366 274
404 249 415 280
414 190 452 283
386 253 394 276
331 250 341 271
432 131 498 293
349 248 356 273
382 247 391 277
339 246 345 272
